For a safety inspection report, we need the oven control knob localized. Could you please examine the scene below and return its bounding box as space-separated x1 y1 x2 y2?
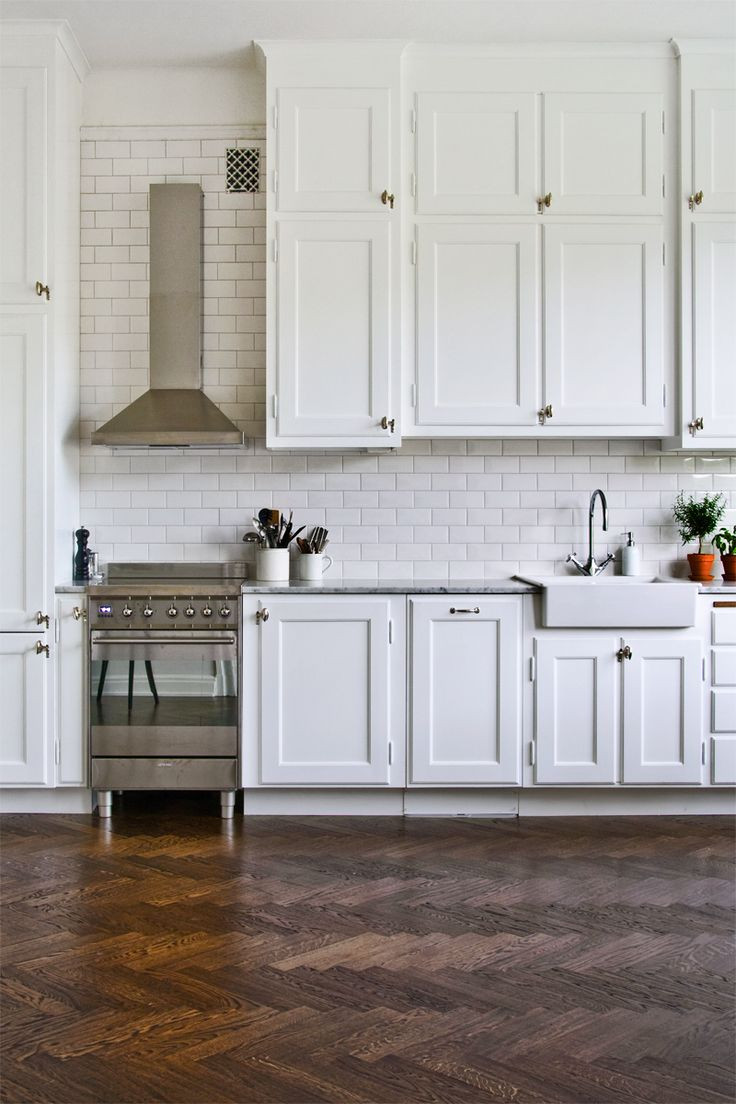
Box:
184 604 196 618
122 604 133 618
219 604 232 619
202 604 213 618
143 604 154 618
167 604 178 618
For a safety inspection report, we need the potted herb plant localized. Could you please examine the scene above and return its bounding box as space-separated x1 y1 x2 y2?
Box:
713 526 736 583
672 491 725 582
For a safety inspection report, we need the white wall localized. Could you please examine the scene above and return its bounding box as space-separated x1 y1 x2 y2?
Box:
82 66 265 126
78 121 735 580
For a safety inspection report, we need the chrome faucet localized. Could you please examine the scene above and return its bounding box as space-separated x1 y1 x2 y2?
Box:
567 489 615 577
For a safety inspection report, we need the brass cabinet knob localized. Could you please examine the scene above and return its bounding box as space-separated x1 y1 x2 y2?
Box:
537 192 552 213
35 281 50 300
71 606 87 621
616 644 633 662
36 611 50 628
538 404 554 424
380 189 395 209
35 640 50 658
688 415 704 435
688 190 704 210
256 608 270 624
380 415 396 433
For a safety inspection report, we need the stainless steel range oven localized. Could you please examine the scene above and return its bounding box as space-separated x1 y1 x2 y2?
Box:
88 563 246 818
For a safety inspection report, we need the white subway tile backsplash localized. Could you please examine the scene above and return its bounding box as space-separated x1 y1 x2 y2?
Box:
79 124 734 579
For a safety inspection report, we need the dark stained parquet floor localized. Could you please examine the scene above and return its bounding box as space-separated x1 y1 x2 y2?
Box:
1 795 734 1104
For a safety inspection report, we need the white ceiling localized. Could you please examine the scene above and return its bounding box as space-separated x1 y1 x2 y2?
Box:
1 0 734 69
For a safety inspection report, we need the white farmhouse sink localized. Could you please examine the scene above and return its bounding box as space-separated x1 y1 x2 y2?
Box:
516 575 699 628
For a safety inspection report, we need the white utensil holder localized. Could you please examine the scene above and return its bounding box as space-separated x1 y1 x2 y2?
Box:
255 548 290 582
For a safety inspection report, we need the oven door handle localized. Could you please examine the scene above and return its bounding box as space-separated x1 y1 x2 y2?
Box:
91 635 236 646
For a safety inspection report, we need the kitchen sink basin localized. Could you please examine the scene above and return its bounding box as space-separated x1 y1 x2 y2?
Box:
516 575 699 628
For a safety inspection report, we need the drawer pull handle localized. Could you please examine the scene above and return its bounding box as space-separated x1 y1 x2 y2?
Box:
450 607 480 615
714 602 736 608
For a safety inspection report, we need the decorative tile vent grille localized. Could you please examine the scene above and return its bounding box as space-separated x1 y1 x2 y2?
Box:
226 147 260 192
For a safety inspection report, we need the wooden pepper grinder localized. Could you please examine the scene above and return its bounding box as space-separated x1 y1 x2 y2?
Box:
73 526 90 582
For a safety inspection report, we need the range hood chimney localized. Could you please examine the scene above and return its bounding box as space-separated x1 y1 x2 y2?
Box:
91 183 244 447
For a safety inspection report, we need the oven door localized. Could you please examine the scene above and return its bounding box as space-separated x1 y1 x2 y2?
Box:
89 631 238 758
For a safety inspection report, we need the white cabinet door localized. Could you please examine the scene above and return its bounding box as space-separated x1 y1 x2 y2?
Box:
55 597 87 787
0 634 49 786
277 87 391 212
534 635 617 784
275 220 395 443
692 222 736 439
0 66 46 302
415 92 536 214
622 636 702 784
409 597 521 785
543 224 663 427
692 90 736 213
0 315 47 632
543 93 663 215
259 597 392 785
416 224 538 426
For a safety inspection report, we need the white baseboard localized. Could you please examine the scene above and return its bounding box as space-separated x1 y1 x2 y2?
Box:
0 788 94 814
403 789 518 816
243 788 405 815
517 788 736 816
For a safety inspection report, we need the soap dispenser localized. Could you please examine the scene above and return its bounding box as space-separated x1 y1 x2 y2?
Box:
622 532 640 577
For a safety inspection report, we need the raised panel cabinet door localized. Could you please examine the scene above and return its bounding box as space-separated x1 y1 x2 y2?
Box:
259 597 391 785
0 315 47 631
693 90 736 213
0 634 49 786
416 224 538 426
534 635 617 785
277 87 390 211
0 67 46 302
543 224 664 427
55 597 87 786
622 636 702 784
409 597 521 785
415 92 536 214
692 222 736 438
275 220 394 442
543 92 663 215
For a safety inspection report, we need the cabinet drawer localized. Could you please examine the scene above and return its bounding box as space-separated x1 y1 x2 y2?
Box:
711 737 736 785
713 608 736 645
712 690 736 732
91 758 236 790
713 650 736 686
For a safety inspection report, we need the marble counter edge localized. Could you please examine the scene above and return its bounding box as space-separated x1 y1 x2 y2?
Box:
241 580 539 594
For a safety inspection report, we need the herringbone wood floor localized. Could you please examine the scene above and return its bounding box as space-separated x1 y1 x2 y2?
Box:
1 797 734 1104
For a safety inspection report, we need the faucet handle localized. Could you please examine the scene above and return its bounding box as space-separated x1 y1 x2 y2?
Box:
566 553 587 576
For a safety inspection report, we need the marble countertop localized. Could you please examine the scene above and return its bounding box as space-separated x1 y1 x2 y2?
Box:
241 578 538 595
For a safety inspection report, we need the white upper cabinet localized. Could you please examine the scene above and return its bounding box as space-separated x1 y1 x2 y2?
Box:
275 219 393 441
543 224 664 427
0 315 47 632
622 635 703 784
415 92 536 214
277 87 391 212
543 92 663 215
692 222 736 440
416 224 538 425
692 89 736 213
409 597 521 785
0 66 46 303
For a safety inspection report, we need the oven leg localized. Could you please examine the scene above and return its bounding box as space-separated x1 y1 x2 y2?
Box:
220 791 236 819
97 790 113 818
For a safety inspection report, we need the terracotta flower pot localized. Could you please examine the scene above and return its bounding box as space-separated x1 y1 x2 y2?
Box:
720 554 736 583
687 552 715 582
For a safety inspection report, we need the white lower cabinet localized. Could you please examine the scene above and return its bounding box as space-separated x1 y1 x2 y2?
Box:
622 635 703 784
0 633 49 786
533 632 704 786
243 595 402 786
55 596 87 787
534 635 618 784
409 596 521 784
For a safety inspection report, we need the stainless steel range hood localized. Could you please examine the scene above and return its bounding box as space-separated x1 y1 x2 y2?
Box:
91 183 244 447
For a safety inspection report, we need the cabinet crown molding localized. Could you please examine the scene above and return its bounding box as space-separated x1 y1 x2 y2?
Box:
0 19 90 80
672 37 736 56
